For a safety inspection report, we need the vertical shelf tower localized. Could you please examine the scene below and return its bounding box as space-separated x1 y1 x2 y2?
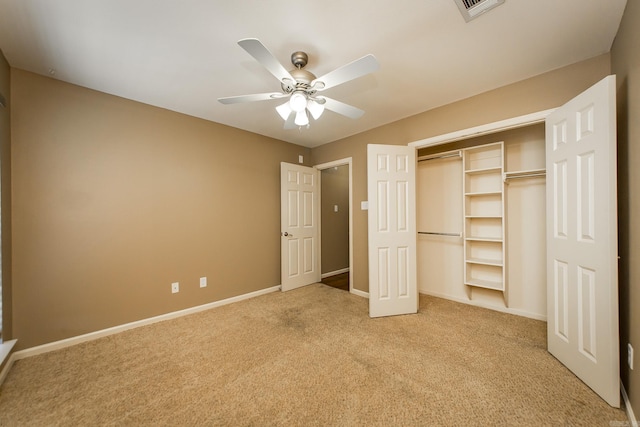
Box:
462 142 507 304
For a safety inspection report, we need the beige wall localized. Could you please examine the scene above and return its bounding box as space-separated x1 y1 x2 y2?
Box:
11 69 310 350
611 0 640 416
311 53 611 293
320 165 349 274
0 50 11 342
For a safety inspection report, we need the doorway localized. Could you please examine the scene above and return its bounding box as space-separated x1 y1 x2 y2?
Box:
315 158 353 293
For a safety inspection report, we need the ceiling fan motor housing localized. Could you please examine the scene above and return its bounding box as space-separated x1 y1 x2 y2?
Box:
291 51 308 68
282 51 318 93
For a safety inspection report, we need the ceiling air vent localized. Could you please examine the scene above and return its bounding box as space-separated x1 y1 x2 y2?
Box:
454 0 505 22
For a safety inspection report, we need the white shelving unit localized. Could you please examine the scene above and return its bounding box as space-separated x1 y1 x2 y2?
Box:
463 142 506 303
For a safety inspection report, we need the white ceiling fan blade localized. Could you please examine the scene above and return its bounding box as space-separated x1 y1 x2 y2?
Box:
321 97 365 119
218 92 285 104
311 54 379 91
237 38 295 83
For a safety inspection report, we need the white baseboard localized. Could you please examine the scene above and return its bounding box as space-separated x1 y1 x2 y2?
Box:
622 381 638 427
0 339 17 365
418 289 547 321
321 268 349 279
12 285 281 362
0 339 17 385
350 288 369 298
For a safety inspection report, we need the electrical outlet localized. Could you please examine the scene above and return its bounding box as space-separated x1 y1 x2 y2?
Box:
171 282 179 294
629 343 634 370
199 277 207 288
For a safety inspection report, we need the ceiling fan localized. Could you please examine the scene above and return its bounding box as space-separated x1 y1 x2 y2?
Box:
218 38 379 129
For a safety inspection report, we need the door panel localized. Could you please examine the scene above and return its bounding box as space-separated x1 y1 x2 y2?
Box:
367 144 418 317
281 163 320 291
545 75 619 407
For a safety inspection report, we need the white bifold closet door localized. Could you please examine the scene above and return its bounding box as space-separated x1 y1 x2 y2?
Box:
367 144 418 318
546 75 619 407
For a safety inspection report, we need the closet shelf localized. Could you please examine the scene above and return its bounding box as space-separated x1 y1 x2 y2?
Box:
465 166 502 175
466 257 503 267
465 236 502 242
418 231 462 237
465 278 503 291
465 191 502 196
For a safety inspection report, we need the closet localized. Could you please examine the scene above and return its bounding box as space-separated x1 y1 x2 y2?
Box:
416 124 547 320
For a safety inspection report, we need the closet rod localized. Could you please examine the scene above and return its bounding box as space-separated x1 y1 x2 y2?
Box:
418 231 462 237
503 170 546 182
417 151 461 163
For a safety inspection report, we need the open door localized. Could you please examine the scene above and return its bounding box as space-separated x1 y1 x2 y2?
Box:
281 162 320 291
546 75 619 407
367 144 418 317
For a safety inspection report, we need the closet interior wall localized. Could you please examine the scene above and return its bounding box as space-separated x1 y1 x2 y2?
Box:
416 124 547 320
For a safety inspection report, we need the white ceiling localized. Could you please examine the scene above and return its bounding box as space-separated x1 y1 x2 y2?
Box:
0 0 628 148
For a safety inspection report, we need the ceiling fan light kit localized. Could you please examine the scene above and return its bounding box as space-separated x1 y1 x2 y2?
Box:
218 38 379 130
275 101 292 120
289 92 307 112
307 98 325 120
294 110 309 127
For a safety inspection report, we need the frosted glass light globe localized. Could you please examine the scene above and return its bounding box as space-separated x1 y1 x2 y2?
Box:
289 92 307 113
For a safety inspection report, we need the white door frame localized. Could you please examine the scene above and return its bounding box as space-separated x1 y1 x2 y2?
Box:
408 109 556 150
314 158 357 295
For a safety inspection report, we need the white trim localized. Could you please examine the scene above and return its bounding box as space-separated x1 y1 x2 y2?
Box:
315 158 354 296
321 268 349 279
409 109 556 149
0 352 17 386
12 285 281 361
419 290 547 321
0 339 17 385
314 157 353 170
351 288 369 299
622 381 639 427
0 338 16 365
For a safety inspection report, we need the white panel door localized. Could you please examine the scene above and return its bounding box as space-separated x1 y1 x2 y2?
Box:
281 162 320 291
367 144 418 318
546 75 619 407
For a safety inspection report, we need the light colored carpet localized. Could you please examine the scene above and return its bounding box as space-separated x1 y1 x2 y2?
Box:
0 284 628 426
